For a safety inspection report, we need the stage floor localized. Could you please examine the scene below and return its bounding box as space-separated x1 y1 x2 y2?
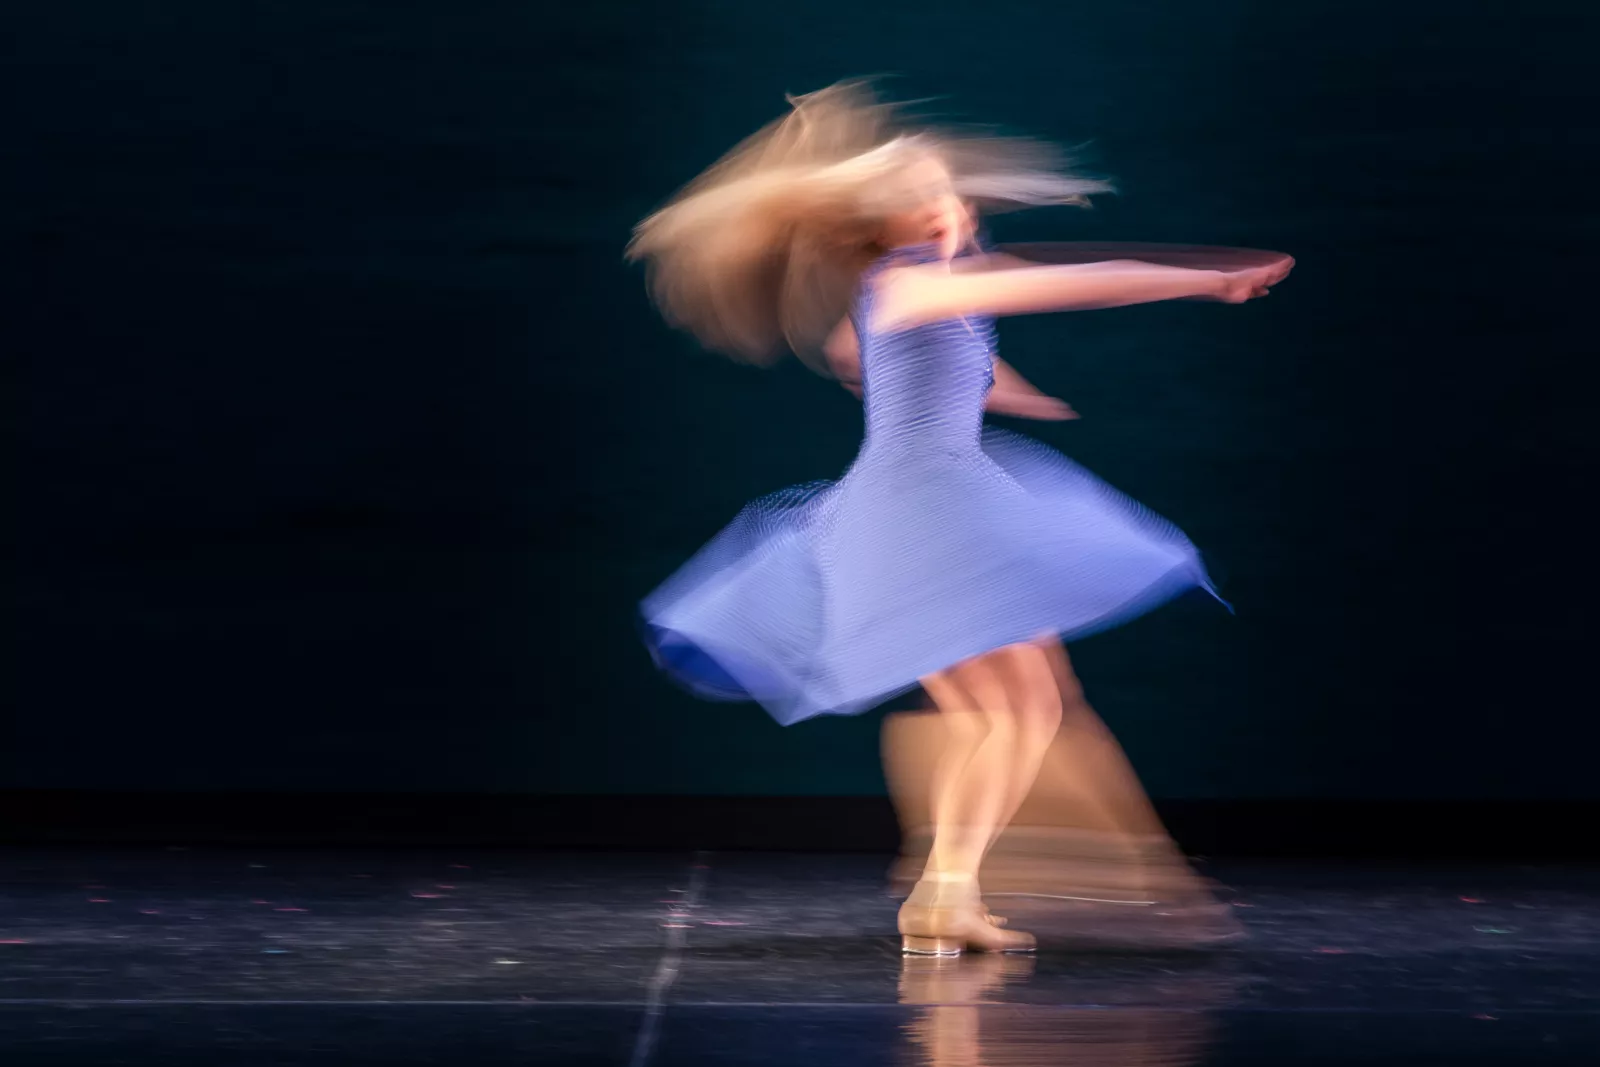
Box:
2 848 1598 1064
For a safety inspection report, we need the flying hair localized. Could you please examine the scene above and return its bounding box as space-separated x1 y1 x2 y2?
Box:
626 79 1112 373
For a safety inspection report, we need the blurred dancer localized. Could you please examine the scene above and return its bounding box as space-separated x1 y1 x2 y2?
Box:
629 81 1290 955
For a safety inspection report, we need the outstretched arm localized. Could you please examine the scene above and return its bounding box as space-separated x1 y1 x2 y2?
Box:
875 257 1289 331
951 252 1037 274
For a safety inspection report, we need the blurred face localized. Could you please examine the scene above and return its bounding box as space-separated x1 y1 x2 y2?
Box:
880 156 972 261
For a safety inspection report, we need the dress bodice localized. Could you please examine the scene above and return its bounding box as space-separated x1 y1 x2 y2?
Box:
850 244 997 453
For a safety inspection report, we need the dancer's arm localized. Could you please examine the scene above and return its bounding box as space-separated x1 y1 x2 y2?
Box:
950 250 1041 274
875 257 1289 330
824 319 1076 420
989 358 1077 421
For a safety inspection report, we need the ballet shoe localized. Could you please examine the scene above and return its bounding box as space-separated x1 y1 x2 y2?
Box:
898 876 1037 956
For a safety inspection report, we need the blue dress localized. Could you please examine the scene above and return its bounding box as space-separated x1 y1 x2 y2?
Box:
642 244 1219 725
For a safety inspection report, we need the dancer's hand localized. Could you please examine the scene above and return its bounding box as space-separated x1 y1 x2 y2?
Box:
1208 257 1294 304
988 392 1079 421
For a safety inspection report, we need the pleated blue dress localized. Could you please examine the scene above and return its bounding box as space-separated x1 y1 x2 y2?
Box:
642 244 1218 724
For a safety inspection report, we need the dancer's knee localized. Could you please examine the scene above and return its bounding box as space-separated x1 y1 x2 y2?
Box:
1011 647 1065 742
943 707 990 747
1021 684 1063 743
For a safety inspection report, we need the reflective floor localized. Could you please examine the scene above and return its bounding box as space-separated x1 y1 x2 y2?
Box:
2 848 1598 1064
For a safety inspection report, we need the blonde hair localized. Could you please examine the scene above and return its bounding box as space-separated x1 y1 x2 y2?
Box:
626 80 1111 372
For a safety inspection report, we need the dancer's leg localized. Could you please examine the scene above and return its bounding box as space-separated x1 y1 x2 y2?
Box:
918 676 989 874
888 643 1178 885
899 644 1241 950
978 641 1064 863
922 650 1018 880
1028 641 1168 840
990 643 1233 918
899 643 1061 955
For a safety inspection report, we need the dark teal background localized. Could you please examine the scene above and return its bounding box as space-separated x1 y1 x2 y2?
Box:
6 1 1595 798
